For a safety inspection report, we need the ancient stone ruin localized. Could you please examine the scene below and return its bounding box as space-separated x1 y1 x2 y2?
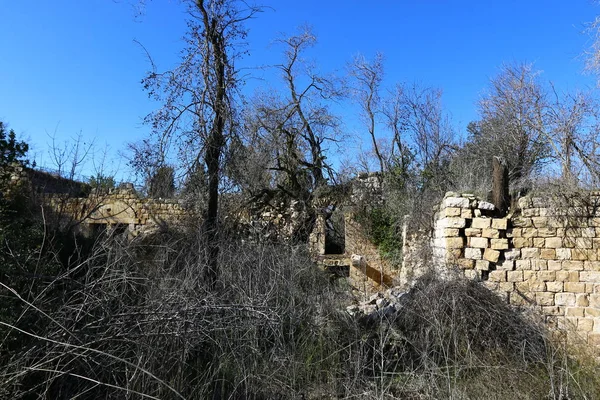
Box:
431 191 600 347
11 164 600 347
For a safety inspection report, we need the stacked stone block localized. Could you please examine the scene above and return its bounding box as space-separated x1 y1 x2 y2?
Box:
433 193 504 280
432 192 600 348
47 186 189 237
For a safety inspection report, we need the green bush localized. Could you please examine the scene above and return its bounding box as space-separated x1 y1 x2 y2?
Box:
357 207 403 266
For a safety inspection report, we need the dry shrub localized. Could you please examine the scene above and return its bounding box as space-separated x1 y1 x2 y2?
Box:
350 272 600 399
0 225 350 399
1 225 599 399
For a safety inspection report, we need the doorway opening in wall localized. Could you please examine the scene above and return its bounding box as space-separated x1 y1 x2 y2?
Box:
324 205 345 254
90 223 108 237
110 223 128 238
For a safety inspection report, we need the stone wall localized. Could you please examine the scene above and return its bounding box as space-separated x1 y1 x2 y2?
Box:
432 191 600 347
47 185 189 237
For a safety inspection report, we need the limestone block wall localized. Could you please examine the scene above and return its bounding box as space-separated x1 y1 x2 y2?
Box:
432 192 600 347
47 186 189 237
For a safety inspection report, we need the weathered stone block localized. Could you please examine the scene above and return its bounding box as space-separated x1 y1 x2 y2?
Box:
504 248 521 260
563 236 576 248
510 292 529 306
458 258 475 269
518 197 533 208
476 259 490 271
478 201 495 211
584 261 600 271
547 260 562 271
572 249 597 261
469 237 488 248
531 216 549 228
439 217 466 228
556 248 571 260
576 237 593 249
507 270 523 282
461 208 473 219
512 217 532 228
537 227 557 237
588 333 600 345
490 238 509 250
586 307 600 317
590 294 600 308
445 237 465 249
594 319 600 334
577 294 589 307
580 271 600 282
515 280 530 292
565 307 585 317
483 248 500 263
442 228 460 237
496 260 515 271
499 282 514 292
443 197 470 208
521 228 538 238
489 270 506 282
483 281 499 291
546 281 563 292
563 261 584 271
578 318 594 332
536 292 555 306
521 247 540 259
533 237 546 248
491 218 508 230
545 237 563 248
464 269 480 280
532 260 548 270
471 218 491 229
515 260 531 270
482 228 500 239
540 248 556 260
564 282 586 293
464 228 482 237
464 247 482 260
522 208 539 217
511 237 532 248
542 306 563 316
555 271 579 282
446 249 462 261
582 227 596 238
538 271 556 281
444 207 461 217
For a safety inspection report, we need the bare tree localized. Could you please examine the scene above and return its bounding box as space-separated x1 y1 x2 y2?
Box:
241 27 341 204
350 52 386 175
141 0 261 288
454 62 549 192
392 83 456 192
47 130 94 181
546 85 600 185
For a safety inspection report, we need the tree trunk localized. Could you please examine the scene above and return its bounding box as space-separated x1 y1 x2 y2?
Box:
492 156 509 216
200 1 227 289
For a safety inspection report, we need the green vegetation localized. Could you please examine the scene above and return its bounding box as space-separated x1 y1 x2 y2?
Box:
358 207 404 266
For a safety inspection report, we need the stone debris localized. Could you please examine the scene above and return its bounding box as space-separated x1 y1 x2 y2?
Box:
346 286 407 317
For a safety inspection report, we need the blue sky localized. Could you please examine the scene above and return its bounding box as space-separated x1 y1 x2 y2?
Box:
1 0 599 179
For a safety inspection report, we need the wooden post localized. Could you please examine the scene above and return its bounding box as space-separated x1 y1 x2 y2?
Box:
492 156 509 216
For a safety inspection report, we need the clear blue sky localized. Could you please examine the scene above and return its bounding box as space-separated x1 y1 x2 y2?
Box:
1 0 599 178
